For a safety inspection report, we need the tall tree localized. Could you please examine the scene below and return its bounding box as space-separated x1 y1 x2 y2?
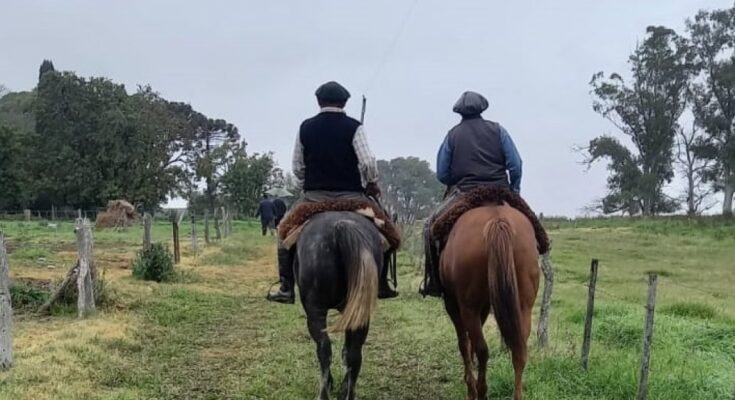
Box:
189 114 240 219
377 157 443 223
0 125 32 209
587 26 693 215
687 7 735 216
221 151 277 215
35 68 130 209
122 86 196 211
676 121 714 215
38 59 55 81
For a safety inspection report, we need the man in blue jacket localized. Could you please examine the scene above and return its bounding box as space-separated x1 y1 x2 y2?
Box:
420 91 523 297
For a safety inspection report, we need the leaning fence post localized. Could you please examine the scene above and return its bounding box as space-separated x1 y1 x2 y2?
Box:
581 258 599 370
0 232 13 369
76 219 96 318
636 273 658 400
143 212 152 250
537 251 555 348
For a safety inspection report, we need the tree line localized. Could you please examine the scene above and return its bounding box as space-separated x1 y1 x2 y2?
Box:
587 5 735 217
1 63 444 221
0 60 277 217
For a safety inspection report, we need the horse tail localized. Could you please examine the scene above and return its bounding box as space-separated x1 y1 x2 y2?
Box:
484 217 522 353
329 221 378 333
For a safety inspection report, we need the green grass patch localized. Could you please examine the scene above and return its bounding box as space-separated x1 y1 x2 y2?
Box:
661 302 718 320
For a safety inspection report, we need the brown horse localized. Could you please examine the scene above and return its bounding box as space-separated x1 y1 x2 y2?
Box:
440 204 540 400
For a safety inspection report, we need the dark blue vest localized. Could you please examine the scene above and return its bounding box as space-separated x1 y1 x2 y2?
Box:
448 117 509 190
300 112 363 192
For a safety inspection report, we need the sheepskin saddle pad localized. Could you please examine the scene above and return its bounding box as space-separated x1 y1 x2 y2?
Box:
431 186 550 254
278 199 401 252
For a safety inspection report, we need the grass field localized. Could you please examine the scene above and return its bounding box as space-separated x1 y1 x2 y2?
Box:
0 217 733 399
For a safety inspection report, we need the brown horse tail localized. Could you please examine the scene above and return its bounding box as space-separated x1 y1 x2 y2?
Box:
484 218 522 353
329 221 378 333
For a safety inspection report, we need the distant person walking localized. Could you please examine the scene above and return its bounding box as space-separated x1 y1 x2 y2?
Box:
256 194 276 236
273 197 287 227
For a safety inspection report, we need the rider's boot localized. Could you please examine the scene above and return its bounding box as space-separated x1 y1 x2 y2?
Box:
419 227 443 298
378 251 399 299
266 246 295 304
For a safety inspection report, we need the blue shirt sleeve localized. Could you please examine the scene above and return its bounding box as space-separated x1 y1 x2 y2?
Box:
436 135 453 186
499 126 522 193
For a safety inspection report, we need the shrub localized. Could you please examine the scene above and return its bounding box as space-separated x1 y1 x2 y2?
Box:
132 243 174 282
10 280 49 310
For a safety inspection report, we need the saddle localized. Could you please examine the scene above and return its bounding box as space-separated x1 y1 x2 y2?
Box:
277 199 402 252
431 186 551 254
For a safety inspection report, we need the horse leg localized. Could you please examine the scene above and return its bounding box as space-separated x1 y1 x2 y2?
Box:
465 311 489 400
511 260 538 400
339 326 369 400
307 308 333 400
445 297 476 400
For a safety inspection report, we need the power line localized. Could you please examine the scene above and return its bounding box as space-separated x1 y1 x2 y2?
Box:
363 0 420 93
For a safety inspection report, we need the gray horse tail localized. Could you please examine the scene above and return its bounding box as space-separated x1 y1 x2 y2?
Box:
328 220 378 333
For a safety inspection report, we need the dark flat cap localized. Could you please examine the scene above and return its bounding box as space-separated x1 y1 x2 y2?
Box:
315 81 351 103
453 91 489 116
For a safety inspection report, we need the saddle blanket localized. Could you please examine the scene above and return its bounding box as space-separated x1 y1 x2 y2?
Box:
431 186 550 254
278 199 402 252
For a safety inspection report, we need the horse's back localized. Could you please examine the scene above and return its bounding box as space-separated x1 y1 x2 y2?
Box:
440 204 538 301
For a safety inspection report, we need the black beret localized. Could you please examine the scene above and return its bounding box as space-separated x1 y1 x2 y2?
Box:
315 81 351 103
453 91 489 116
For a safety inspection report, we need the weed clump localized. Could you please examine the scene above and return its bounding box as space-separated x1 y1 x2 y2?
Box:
10 280 50 310
132 243 174 282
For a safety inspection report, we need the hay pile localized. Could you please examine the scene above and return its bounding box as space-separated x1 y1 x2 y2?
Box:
95 200 137 229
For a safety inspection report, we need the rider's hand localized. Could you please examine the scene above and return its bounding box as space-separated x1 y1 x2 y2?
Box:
366 182 382 198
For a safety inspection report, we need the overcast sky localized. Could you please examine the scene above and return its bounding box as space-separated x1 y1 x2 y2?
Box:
1 0 730 216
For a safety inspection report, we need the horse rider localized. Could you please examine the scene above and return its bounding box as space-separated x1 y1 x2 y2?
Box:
420 91 523 297
266 81 399 304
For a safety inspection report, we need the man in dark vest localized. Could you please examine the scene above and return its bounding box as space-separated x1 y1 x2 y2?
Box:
255 194 276 236
266 81 399 304
420 91 523 297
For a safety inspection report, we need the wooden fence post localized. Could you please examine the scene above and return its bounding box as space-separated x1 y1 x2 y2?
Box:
636 273 658 400
537 251 555 349
0 232 13 369
220 207 226 238
581 258 599 370
214 208 222 240
172 217 181 264
191 214 198 255
143 212 152 250
76 219 96 318
204 210 210 244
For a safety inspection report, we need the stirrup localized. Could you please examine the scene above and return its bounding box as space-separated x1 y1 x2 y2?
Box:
265 281 295 304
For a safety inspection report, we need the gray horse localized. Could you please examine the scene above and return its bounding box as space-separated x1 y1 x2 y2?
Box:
296 212 383 400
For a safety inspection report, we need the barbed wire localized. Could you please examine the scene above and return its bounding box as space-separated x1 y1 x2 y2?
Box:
661 279 725 298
